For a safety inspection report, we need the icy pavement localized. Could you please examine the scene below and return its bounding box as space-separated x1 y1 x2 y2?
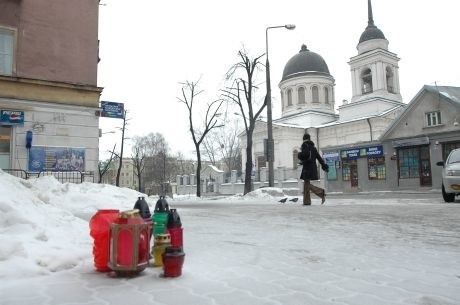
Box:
1 195 460 305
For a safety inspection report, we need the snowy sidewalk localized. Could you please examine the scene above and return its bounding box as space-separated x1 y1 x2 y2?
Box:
2 193 460 305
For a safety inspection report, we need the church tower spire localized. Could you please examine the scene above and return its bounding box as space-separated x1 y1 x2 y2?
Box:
338 0 403 121
367 0 374 27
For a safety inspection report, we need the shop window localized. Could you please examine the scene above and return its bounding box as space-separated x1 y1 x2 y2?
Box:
368 157 386 180
0 126 11 153
326 160 337 180
426 111 441 127
342 159 358 182
398 147 420 178
342 161 351 181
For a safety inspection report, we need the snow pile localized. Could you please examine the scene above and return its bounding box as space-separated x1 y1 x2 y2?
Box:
0 170 143 279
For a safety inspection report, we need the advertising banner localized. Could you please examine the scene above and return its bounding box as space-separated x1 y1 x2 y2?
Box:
340 145 383 159
0 110 24 125
28 146 85 172
323 151 339 180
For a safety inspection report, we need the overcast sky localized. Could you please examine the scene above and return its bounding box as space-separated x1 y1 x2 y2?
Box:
97 0 460 160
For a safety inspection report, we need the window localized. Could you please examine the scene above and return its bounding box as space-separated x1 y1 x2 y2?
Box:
312 86 319 103
257 155 266 170
368 157 386 180
361 68 373 94
293 149 299 169
280 91 284 109
398 147 420 178
326 160 337 180
298 87 305 104
342 160 351 181
426 111 442 127
0 28 14 76
324 87 329 104
0 126 11 153
287 89 292 106
386 66 395 93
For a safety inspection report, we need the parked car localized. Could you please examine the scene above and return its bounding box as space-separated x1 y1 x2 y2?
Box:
436 148 460 202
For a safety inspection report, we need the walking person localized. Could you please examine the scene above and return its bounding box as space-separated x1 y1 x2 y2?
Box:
298 133 329 205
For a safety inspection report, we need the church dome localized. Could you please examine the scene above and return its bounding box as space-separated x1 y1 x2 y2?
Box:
359 24 385 43
281 45 330 81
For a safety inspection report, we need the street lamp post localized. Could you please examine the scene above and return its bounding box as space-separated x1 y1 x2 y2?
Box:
266 24 295 187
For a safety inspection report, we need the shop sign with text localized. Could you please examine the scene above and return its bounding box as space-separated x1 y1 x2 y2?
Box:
341 145 383 159
1 110 24 125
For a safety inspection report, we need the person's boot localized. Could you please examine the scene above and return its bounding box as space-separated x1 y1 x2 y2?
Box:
321 191 326 205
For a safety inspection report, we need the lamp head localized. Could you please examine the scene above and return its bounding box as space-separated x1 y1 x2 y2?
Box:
285 24 296 30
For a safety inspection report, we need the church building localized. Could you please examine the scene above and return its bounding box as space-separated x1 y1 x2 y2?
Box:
238 0 460 194
175 0 459 196
240 0 410 192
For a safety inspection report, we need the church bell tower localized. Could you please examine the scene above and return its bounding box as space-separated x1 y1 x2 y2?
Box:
339 0 404 121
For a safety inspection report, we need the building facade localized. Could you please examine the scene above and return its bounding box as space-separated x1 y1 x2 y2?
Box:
237 0 459 194
0 0 102 177
175 0 460 196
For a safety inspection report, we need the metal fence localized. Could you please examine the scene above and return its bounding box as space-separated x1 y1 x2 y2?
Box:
2 168 95 184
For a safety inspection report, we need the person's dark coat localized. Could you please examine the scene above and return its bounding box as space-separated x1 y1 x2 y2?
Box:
299 140 327 181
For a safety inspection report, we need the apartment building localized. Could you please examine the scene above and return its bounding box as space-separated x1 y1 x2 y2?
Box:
0 0 102 176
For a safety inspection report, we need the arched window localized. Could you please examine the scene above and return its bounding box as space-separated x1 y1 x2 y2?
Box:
324 87 329 104
298 87 306 104
287 89 292 106
386 66 395 93
312 86 319 103
293 149 299 169
280 90 284 110
361 68 373 94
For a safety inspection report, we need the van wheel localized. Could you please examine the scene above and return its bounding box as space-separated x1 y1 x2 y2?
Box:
442 184 455 202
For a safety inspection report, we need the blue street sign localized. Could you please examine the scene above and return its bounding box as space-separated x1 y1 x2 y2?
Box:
100 101 124 119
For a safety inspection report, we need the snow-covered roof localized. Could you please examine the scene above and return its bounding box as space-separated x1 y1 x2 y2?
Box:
208 164 224 173
271 105 403 129
424 85 460 107
381 85 460 139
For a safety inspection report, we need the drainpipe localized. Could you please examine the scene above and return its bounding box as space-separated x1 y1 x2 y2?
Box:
366 118 373 141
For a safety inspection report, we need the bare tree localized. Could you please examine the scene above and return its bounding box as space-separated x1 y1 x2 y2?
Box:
115 110 128 187
202 120 241 173
175 151 188 174
178 80 224 197
131 132 169 194
150 137 169 195
201 134 219 166
131 136 146 191
222 49 266 195
98 144 117 183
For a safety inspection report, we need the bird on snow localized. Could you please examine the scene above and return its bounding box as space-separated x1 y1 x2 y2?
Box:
279 197 288 203
289 197 299 202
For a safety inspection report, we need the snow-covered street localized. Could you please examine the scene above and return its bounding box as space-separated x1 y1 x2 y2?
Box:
0 171 459 305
